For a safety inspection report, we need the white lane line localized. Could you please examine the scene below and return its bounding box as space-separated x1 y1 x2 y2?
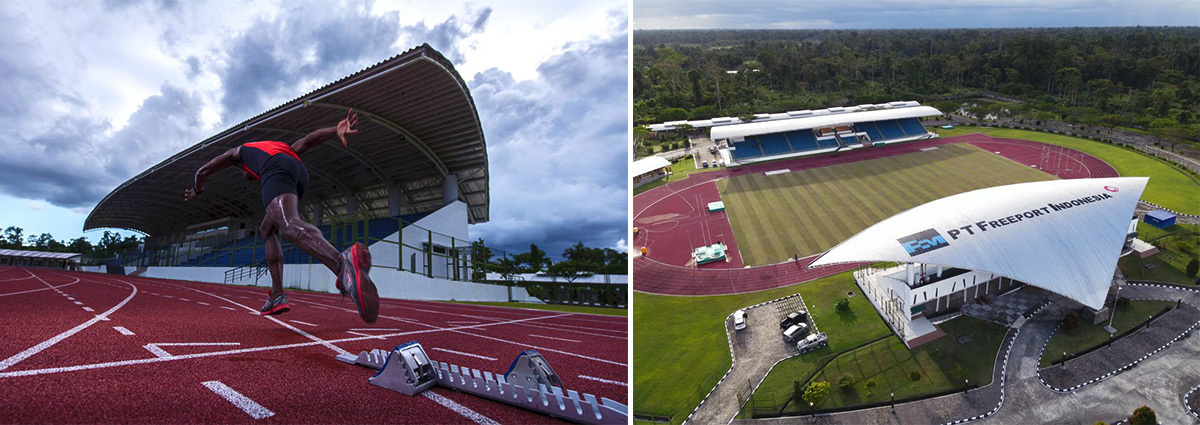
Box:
220 306 237 311
179 298 191 302
288 320 317 327
144 342 242 359
350 328 399 331
578 374 627 386
447 321 481 324
455 331 626 367
0 273 134 372
73 301 83 305
422 391 499 425
67 297 75 300
430 347 497 361
202 381 275 420
197 302 210 306
528 334 581 343
346 331 385 340
0 311 587 378
113 326 135 336
82 307 94 312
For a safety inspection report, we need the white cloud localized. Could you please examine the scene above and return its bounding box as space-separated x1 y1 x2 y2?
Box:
0 0 630 257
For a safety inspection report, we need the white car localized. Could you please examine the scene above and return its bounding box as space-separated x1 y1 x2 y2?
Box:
733 309 747 330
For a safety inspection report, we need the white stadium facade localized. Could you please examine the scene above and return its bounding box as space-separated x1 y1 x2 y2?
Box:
809 177 1149 347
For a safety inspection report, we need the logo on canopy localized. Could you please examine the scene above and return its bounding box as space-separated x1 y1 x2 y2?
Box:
1104 186 1119 192
897 228 950 257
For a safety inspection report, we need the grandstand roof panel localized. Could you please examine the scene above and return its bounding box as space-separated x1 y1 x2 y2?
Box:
631 156 672 178
85 44 488 235
0 249 83 260
809 177 1148 310
710 105 942 141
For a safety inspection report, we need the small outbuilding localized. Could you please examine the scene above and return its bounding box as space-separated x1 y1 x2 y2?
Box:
1143 210 1176 229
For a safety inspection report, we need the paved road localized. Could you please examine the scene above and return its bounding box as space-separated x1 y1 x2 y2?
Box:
732 284 1200 424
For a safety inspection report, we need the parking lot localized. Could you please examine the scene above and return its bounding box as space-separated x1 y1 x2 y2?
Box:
689 135 723 169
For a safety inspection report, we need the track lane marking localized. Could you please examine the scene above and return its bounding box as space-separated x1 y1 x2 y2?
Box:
346 331 385 340
113 326 134 336
578 374 627 386
430 347 497 361
0 272 134 372
201 381 274 420
144 342 242 359
288 320 317 327
529 334 581 343
82 307 94 312
421 391 499 425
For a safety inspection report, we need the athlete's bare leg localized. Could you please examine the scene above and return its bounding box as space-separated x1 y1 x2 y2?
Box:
260 224 285 298
262 193 343 277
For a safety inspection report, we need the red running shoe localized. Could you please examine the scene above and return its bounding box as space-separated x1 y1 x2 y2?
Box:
337 242 379 323
259 293 290 316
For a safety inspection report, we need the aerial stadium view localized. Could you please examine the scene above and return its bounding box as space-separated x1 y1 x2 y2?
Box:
0 2 628 424
631 5 1200 425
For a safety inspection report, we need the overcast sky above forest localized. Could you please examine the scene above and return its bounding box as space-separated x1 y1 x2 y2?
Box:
635 0 1199 29
0 0 628 258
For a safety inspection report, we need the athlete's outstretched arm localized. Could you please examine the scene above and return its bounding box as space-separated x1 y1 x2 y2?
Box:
291 109 359 155
185 147 239 201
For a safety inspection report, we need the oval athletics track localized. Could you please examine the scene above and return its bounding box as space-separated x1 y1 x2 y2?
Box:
632 133 1118 296
0 266 627 424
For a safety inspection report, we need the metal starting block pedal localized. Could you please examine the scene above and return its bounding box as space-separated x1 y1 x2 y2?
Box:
338 344 628 424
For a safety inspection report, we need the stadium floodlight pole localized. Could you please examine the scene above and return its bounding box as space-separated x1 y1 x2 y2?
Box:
1108 283 1121 329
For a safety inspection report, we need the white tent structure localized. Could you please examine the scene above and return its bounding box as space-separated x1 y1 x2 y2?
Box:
811 176 1146 319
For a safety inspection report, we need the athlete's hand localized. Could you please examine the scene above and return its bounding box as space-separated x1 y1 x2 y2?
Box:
337 109 359 147
184 187 202 201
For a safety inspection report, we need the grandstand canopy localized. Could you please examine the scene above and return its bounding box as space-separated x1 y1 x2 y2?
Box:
85 44 488 236
809 177 1149 310
0 249 82 261
631 156 671 178
711 105 941 141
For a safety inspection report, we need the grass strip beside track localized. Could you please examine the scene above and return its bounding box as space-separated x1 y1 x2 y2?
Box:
1118 222 1200 287
632 272 889 424
719 143 1053 265
934 127 1200 215
1038 299 1178 368
445 301 628 316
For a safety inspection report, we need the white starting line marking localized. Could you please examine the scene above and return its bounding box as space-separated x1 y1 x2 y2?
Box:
66 297 75 300
422 391 499 425
346 331 385 340
144 342 242 359
350 328 399 332
289 320 317 327
72 301 83 305
82 307 94 312
529 334 581 343
113 326 135 336
578 374 627 386
197 302 210 306
447 320 480 324
179 298 191 302
220 306 237 311
430 347 497 361
201 381 275 420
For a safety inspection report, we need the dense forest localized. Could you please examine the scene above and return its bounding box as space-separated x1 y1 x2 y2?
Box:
633 27 1198 154
0 226 141 259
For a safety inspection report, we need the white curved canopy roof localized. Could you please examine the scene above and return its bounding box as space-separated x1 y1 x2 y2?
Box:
809 177 1148 310
710 105 942 141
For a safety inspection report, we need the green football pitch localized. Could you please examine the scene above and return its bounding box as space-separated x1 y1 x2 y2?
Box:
717 143 1055 266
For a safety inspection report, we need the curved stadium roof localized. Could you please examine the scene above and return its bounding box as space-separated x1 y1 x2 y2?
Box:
85 44 488 236
710 105 942 141
809 177 1148 310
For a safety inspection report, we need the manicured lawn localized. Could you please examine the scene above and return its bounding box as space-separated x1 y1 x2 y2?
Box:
934 127 1200 215
1038 299 1178 368
446 301 627 316
717 143 1052 265
1119 222 1199 286
776 316 1008 412
634 154 723 195
632 272 889 424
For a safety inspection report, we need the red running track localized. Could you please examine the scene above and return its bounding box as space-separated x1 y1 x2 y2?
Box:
633 133 1117 296
0 267 626 424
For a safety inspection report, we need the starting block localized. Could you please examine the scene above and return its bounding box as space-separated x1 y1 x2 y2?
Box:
338 343 628 424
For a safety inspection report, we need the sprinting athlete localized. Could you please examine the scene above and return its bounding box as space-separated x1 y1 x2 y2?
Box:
185 109 379 323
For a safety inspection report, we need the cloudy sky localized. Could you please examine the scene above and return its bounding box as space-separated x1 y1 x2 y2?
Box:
0 0 629 258
635 0 1199 29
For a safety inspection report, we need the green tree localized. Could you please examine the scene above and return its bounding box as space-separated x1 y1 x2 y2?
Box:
3 226 23 248
1128 405 1155 425
864 378 878 397
1063 311 1080 331
801 381 830 406
1186 258 1198 278
548 259 594 283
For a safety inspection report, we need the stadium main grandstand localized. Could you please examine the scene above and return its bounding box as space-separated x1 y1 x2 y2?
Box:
82 44 512 302
648 101 942 165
